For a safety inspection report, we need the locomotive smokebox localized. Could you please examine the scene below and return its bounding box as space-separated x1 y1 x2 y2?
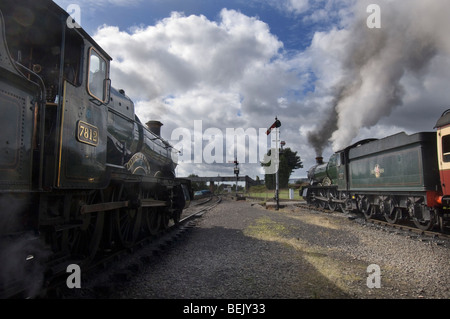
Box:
316 157 324 165
146 120 163 136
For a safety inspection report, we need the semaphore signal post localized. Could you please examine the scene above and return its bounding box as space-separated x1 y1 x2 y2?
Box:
266 117 281 210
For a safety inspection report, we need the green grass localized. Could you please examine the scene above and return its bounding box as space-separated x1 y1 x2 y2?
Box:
246 187 302 200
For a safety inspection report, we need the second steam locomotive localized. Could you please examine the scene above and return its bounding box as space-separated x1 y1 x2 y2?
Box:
302 111 450 232
0 0 192 297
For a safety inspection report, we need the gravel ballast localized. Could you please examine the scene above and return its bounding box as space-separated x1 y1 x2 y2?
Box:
111 198 449 299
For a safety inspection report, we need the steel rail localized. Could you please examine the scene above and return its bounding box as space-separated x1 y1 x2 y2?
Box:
294 203 450 241
43 196 222 297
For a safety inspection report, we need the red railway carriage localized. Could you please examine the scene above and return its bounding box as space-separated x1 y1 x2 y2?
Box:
436 110 450 204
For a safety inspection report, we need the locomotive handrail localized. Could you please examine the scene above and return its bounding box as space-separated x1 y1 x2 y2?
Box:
15 61 47 103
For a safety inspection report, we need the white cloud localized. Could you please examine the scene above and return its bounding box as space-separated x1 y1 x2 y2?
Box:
285 0 310 14
87 0 450 179
93 9 306 178
94 9 285 101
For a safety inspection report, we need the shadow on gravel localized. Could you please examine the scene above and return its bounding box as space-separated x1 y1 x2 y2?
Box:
114 224 355 299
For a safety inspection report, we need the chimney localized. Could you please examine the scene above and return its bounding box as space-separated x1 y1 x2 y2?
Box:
316 157 324 165
146 120 163 136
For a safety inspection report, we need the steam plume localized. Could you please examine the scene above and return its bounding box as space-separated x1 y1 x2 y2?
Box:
308 0 450 154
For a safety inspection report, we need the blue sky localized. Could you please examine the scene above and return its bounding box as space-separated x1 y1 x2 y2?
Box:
53 0 450 179
57 0 348 52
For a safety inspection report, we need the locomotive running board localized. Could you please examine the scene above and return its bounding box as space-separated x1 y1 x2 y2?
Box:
80 199 168 214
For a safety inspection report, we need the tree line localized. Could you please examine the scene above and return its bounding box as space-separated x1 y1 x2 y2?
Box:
187 147 303 191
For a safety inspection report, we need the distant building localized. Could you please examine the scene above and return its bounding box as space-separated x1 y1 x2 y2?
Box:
289 178 308 184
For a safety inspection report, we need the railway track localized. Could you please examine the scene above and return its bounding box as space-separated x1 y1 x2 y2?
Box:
43 196 222 298
294 203 450 244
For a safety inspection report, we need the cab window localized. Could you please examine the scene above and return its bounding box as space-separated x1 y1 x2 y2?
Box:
88 48 107 102
442 135 450 162
64 28 83 87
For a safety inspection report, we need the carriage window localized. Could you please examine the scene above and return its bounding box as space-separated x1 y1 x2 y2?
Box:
442 135 450 162
88 48 107 102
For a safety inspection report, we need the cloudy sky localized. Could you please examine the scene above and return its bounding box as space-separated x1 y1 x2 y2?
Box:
54 0 450 180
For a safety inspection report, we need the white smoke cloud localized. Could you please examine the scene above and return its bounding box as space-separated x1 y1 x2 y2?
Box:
306 0 450 153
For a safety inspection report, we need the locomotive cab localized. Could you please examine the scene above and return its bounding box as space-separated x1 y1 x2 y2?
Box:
0 0 113 190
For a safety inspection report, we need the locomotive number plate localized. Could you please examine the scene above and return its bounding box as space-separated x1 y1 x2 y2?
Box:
77 121 99 146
